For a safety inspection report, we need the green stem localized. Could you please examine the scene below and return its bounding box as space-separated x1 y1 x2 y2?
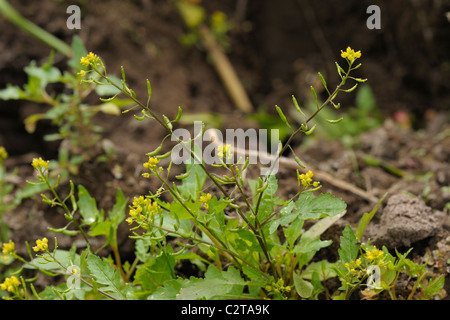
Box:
40 170 93 253
230 166 277 278
142 221 265 278
0 0 72 57
254 61 356 221
407 271 427 300
96 68 232 199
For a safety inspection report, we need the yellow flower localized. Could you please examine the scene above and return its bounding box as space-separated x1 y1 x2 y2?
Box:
341 47 362 62
365 248 384 262
129 209 138 217
80 52 99 66
31 157 49 170
211 11 227 29
2 241 15 255
0 146 8 161
143 157 160 171
1 276 20 292
33 237 49 252
344 258 363 276
299 170 319 188
199 193 212 203
200 193 212 210
217 144 232 160
127 196 160 224
133 196 145 207
266 278 290 295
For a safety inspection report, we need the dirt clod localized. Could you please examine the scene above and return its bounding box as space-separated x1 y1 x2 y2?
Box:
370 194 443 249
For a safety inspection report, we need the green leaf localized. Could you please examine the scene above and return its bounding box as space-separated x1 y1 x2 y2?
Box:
0 85 26 100
68 35 87 71
133 251 176 297
290 191 347 221
338 225 359 264
301 260 337 281
175 265 248 300
178 146 206 200
109 188 127 228
283 216 304 248
248 174 283 221
294 237 332 254
94 75 122 96
77 185 102 225
356 84 376 112
24 60 61 90
148 278 190 300
87 255 126 299
355 193 387 241
302 209 346 240
99 102 121 115
169 201 200 220
293 273 313 298
424 275 445 298
242 266 267 296
25 250 80 271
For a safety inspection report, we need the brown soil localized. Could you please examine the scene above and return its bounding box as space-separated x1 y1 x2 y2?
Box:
0 0 449 299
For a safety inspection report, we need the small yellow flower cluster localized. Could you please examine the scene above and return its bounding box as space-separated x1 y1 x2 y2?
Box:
344 258 363 276
126 196 160 225
365 248 384 263
33 237 49 252
265 278 291 295
217 144 232 161
0 146 8 161
2 240 15 256
341 47 362 62
299 170 320 189
211 11 227 29
199 193 212 210
142 157 161 177
1 276 20 293
80 52 99 67
31 157 49 171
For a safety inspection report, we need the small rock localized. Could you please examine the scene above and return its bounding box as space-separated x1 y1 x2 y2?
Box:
370 194 442 248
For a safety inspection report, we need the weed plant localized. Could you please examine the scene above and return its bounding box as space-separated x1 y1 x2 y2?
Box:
0 47 444 300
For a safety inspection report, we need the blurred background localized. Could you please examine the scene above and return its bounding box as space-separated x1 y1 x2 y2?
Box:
0 0 449 157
